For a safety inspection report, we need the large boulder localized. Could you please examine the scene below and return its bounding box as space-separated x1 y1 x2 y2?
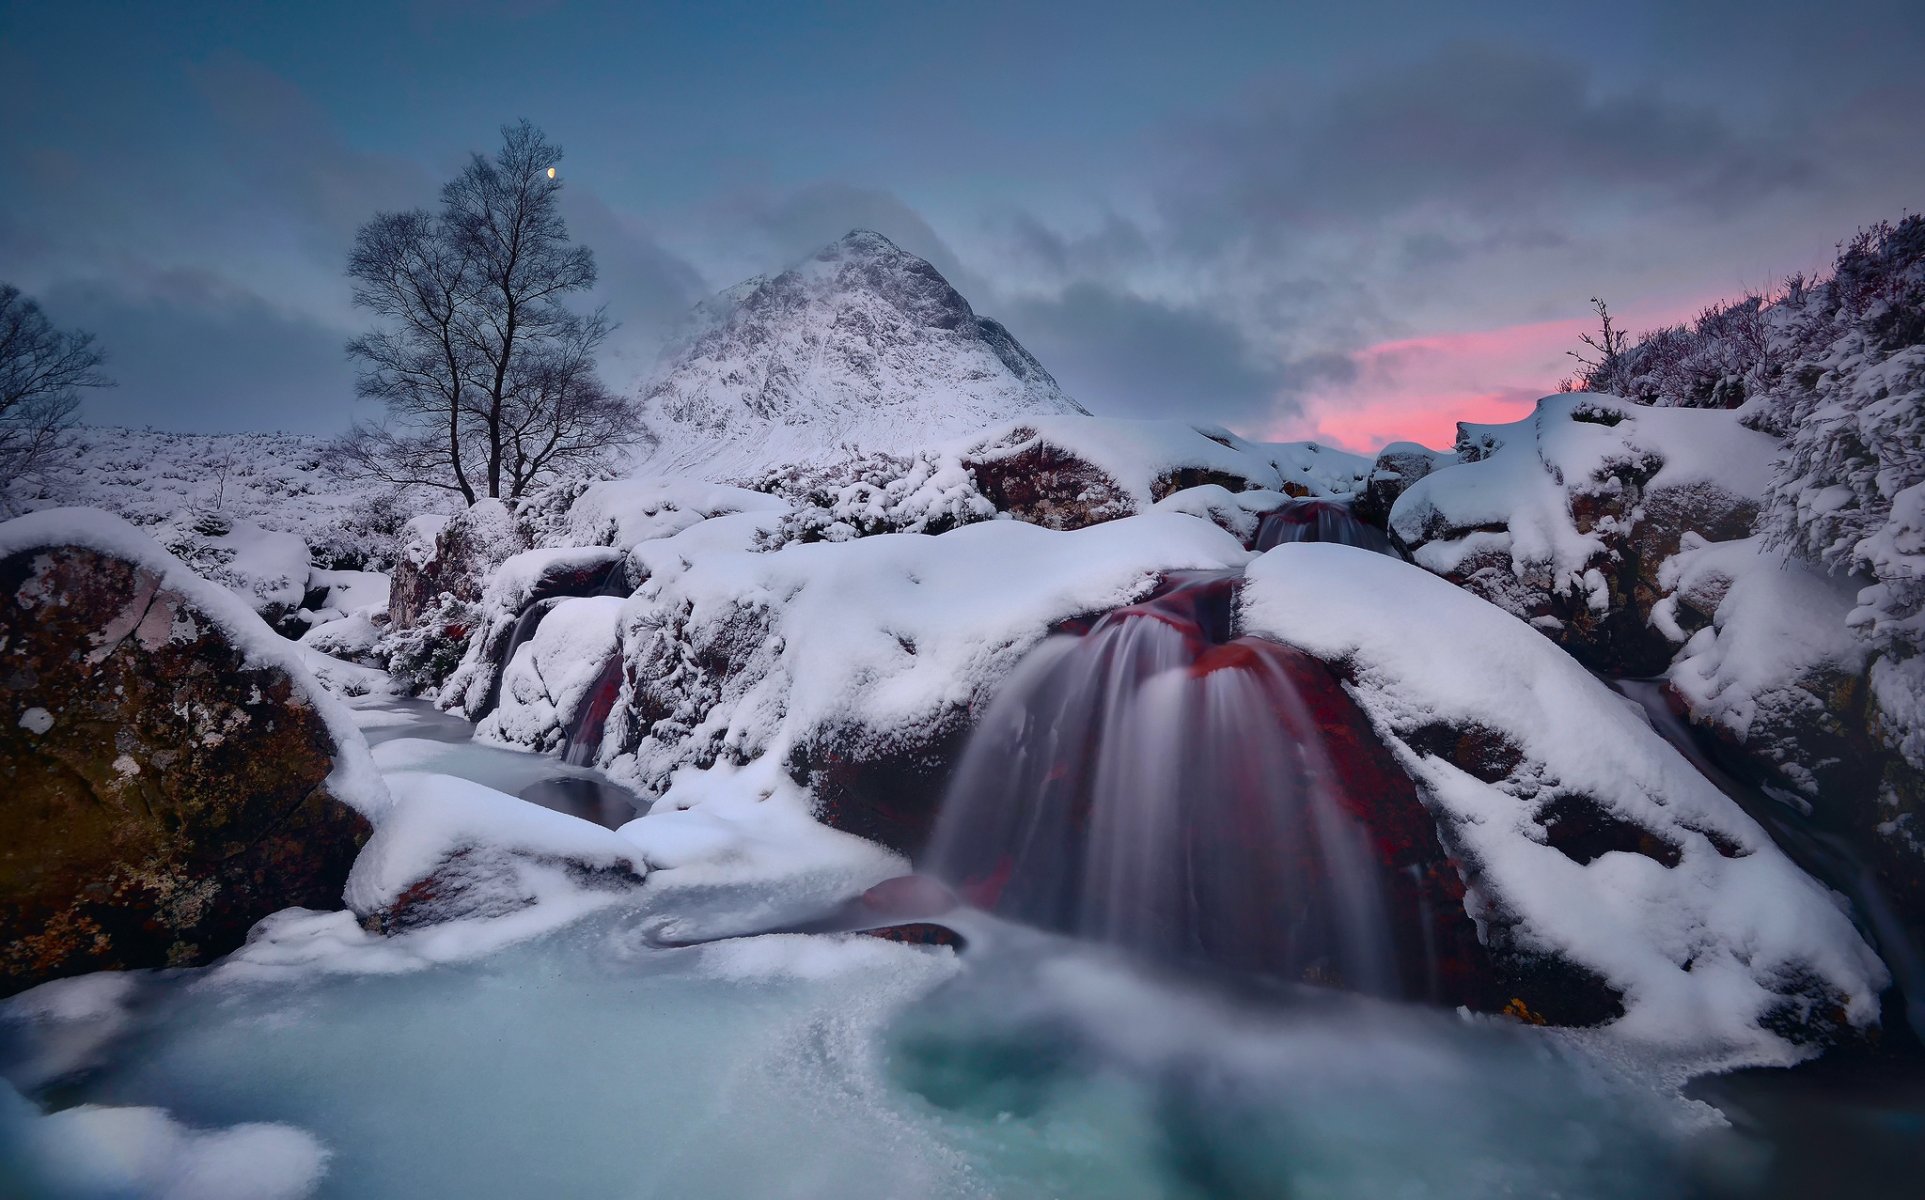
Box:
388 500 527 630
1242 543 1888 1056
960 417 1368 531
1390 395 1772 677
1351 441 1450 528
0 509 385 995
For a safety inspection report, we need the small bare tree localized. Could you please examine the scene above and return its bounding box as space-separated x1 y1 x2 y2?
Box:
1567 297 1633 396
0 284 111 496
335 120 639 504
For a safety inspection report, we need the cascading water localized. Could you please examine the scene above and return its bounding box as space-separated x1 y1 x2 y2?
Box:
924 570 1475 999
482 597 563 717
1252 497 1399 556
561 653 625 767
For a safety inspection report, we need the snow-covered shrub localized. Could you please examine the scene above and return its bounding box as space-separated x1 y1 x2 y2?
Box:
383 591 481 696
1756 217 1925 764
748 447 994 547
306 488 420 572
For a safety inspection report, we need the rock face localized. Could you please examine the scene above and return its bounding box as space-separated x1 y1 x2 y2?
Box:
959 418 1368 532
1352 441 1448 528
389 500 528 630
1391 396 1772 677
633 230 1088 482
0 513 378 995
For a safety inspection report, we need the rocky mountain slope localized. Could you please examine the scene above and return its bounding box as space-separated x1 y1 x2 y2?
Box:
632 230 1088 481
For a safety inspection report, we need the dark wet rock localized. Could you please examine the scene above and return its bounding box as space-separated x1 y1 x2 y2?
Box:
0 536 372 995
358 845 645 935
795 718 975 856
1352 443 1445 528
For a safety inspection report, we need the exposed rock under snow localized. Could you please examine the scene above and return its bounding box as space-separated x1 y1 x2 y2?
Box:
1242 542 1886 1062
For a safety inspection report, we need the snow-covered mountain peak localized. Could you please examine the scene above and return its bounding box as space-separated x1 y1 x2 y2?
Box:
633 229 1087 481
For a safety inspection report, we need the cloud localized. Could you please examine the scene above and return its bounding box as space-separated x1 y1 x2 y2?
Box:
1003 282 1333 423
39 269 359 435
691 181 986 296
1166 42 1812 252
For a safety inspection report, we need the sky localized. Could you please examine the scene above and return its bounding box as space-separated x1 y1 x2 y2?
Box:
5 0 1923 453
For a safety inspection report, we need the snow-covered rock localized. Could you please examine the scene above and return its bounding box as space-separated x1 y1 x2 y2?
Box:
1353 440 1453 526
631 230 1087 481
957 416 1368 530
388 499 526 631
488 510 1251 849
0 508 386 994
1242 543 1887 1060
347 772 646 934
1391 395 1772 675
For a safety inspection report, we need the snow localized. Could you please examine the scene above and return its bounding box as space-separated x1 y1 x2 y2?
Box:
343 770 644 919
532 478 787 549
189 517 313 622
1151 484 1291 542
1393 394 1775 584
297 613 383 662
301 569 390 623
0 1083 329 1200
618 756 906 939
632 230 1087 482
5 425 400 556
597 510 1252 794
959 414 1370 506
1241 542 1886 1060
1666 537 1868 778
0 507 392 820
477 595 624 751
399 513 452 568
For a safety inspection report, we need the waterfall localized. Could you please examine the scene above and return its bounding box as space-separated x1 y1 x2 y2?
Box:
482 597 563 718
1252 498 1399 556
924 570 1439 997
561 654 625 768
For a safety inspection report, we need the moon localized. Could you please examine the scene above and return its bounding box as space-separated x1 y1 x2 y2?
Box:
546 167 557 179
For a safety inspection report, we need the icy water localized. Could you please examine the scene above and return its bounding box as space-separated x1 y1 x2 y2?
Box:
3 700 1921 1198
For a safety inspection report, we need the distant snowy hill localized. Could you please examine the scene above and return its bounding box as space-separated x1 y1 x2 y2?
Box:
632 230 1088 481
5 427 441 621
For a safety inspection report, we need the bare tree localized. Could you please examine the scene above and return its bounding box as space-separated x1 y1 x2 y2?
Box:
497 309 634 498
0 284 111 494
335 120 639 503
341 209 483 502
1567 296 1633 396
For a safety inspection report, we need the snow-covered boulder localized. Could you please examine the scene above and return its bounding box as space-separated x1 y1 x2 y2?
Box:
1390 395 1771 676
388 499 527 630
960 416 1367 531
437 545 628 719
157 514 313 635
0 509 386 994
475 596 625 754
349 772 645 934
505 511 1250 850
1242 543 1887 1059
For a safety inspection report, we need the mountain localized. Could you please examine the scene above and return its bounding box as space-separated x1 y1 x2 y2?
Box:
632 230 1088 480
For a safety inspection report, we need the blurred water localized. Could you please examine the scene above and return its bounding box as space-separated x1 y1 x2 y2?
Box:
1 906 1701 1200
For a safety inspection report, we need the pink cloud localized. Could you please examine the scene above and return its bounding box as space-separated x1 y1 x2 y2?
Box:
1252 301 1709 453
